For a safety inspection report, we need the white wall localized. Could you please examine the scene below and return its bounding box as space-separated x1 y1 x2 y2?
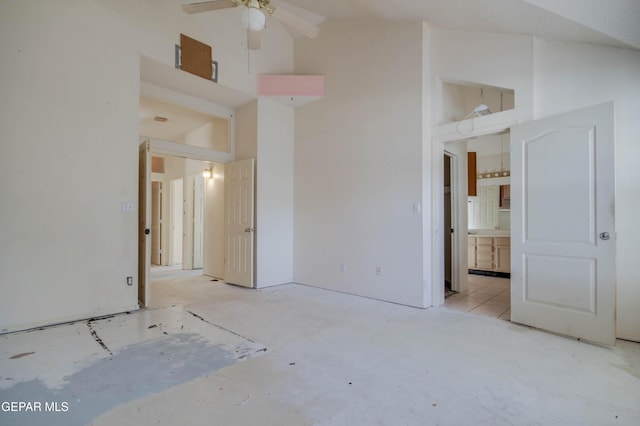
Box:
96 0 294 95
0 0 293 332
468 133 511 175
431 30 535 125
256 99 294 287
293 20 426 307
235 99 294 288
431 29 640 341
0 1 139 332
181 118 229 152
532 39 640 341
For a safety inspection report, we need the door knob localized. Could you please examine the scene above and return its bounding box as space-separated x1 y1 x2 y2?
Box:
599 232 610 240
244 228 255 233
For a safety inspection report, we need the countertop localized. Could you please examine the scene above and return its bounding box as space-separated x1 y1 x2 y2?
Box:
468 229 511 237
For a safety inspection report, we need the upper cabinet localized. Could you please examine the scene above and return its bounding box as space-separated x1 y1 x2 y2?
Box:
499 184 511 209
468 152 477 196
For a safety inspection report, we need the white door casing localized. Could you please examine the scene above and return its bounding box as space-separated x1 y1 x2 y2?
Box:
138 141 151 307
225 158 255 288
510 102 615 345
444 143 469 295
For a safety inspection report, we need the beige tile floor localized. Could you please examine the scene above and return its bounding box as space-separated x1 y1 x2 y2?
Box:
444 273 511 320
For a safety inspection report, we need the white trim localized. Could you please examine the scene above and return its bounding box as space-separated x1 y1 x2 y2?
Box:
149 138 233 163
433 109 519 143
430 110 519 306
444 151 459 295
140 81 237 160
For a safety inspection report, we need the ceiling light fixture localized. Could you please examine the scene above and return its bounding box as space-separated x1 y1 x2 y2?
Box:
472 88 491 117
203 166 213 180
241 0 266 31
456 87 492 136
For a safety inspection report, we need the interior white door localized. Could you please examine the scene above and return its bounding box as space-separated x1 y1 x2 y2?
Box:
224 158 255 287
193 175 204 269
138 141 151 307
170 178 183 266
151 181 162 265
510 102 615 345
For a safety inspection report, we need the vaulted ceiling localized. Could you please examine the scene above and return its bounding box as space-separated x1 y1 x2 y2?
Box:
145 0 638 141
278 0 640 50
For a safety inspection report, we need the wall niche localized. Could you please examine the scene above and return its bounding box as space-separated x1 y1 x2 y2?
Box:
441 81 515 125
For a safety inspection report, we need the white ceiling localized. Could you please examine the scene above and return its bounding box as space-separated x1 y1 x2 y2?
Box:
278 0 640 50
139 97 220 142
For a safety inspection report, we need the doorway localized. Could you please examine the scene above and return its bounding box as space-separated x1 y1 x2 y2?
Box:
169 178 183 267
441 131 512 319
140 149 228 308
438 103 616 347
151 180 165 266
443 152 454 298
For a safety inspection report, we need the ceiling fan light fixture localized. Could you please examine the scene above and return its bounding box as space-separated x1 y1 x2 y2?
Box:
241 6 266 32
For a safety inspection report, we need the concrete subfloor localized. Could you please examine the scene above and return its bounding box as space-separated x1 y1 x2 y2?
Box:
1 274 639 425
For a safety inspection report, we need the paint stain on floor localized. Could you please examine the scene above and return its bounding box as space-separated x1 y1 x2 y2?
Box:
9 352 35 360
0 333 263 426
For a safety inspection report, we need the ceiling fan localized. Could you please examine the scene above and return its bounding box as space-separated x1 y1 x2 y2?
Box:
181 0 320 50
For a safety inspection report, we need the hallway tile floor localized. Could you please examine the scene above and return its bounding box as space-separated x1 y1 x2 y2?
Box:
444 274 511 320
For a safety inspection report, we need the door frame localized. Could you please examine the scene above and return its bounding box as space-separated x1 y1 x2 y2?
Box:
442 150 458 293
138 138 232 307
431 118 517 306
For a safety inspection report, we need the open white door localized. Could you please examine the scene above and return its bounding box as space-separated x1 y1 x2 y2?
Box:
151 181 162 265
193 175 205 269
511 102 615 345
138 141 152 306
224 158 255 287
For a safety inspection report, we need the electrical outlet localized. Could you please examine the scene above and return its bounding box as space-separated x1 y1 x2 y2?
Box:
376 266 382 277
126 276 133 286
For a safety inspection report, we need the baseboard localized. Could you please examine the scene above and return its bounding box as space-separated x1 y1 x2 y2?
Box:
469 269 511 279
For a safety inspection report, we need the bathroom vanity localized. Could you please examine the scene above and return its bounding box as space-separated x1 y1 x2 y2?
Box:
468 231 510 275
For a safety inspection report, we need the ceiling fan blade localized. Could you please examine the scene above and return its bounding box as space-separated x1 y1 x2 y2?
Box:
247 30 262 50
181 0 238 14
271 7 320 39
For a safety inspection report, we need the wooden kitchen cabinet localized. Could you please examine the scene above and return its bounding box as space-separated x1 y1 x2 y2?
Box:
468 152 477 196
468 235 510 274
468 237 477 269
494 237 511 272
476 237 494 270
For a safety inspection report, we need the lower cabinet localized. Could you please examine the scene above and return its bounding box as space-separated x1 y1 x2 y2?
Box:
468 235 510 273
494 238 511 272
